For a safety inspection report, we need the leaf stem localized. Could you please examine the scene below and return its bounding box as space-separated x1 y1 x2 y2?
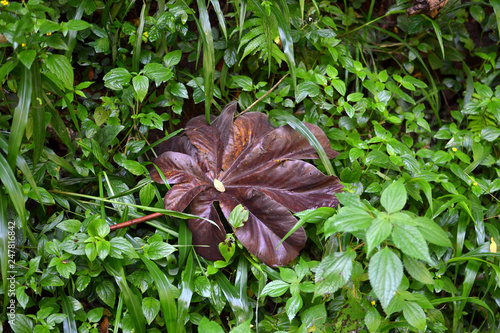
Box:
238 73 289 116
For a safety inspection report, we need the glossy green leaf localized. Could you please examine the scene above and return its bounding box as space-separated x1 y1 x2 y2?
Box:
143 63 172 86
315 250 356 296
45 54 74 90
369 247 403 310
199 317 224 333
132 75 149 102
142 297 161 325
366 216 392 255
325 207 373 234
97 280 116 308
403 254 434 285
365 306 381 333
18 49 36 69
103 68 132 90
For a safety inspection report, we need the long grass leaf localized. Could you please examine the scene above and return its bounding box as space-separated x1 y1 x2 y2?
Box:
8 65 31 168
65 0 87 58
133 4 146 73
423 15 445 58
210 0 227 40
113 292 124 333
178 220 192 267
196 0 215 124
214 271 251 324
490 0 500 39
0 153 36 245
177 250 194 333
31 61 45 165
0 188 8 312
139 254 178 333
43 148 78 176
271 2 296 91
113 267 146 333
0 133 42 205
269 110 335 175
42 94 74 153
60 291 78 333
234 257 252 322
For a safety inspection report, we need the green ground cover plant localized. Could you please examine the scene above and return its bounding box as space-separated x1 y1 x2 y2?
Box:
1 0 500 332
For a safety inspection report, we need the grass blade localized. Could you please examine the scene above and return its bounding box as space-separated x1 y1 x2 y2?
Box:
196 0 215 124
0 188 8 312
490 0 500 39
177 250 194 333
115 273 146 333
8 65 31 168
42 93 75 154
214 270 252 324
423 15 444 58
210 0 227 40
269 110 335 176
60 291 78 333
133 3 146 73
139 254 178 333
0 152 36 245
234 257 252 322
113 292 124 333
65 0 87 58
271 1 296 91
178 219 192 267
31 61 45 165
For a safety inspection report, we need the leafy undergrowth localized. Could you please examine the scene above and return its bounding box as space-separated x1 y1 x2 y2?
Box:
1 0 500 332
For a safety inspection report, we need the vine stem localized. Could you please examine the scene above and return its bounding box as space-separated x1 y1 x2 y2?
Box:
237 74 289 117
109 212 163 231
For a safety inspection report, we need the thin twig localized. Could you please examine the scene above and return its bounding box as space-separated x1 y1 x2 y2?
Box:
109 212 164 231
237 74 289 117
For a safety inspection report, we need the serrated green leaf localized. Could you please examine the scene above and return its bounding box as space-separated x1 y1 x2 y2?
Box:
366 216 392 255
315 251 355 296
365 306 381 333
325 207 373 234
392 225 431 263
145 242 176 260
403 255 434 285
369 247 403 310
380 179 407 213
286 294 303 321
261 280 290 297
402 301 426 331
414 217 452 247
296 81 320 103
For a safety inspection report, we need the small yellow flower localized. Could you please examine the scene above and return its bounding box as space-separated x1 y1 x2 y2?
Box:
143 31 149 38
46 32 52 36
371 301 376 306
437 275 441 278
452 147 457 152
21 43 26 47
1 0 9 6
491 237 497 253
473 182 478 186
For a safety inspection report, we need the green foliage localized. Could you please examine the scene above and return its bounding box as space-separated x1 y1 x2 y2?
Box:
1 0 500 332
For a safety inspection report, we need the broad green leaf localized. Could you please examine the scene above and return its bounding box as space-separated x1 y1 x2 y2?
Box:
171 82 188 99
122 160 146 176
85 243 97 261
163 50 183 67
366 216 393 255
143 63 172 86
88 218 110 238
103 68 132 90
299 304 327 332
369 247 403 310
392 225 431 263
66 19 92 31
404 255 434 287
286 294 303 321
145 242 176 260
402 301 426 331
45 54 74 90
315 251 356 296
228 204 249 229
139 183 155 206
331 78 346 96
76 275 91 292
325 207 373 234
97 280 116 308
365 307 381 333
142 297 161 325
96 240 110 260
380 179 407 213
18 50 36 69
132 75 149 102
296 81 320 103
56 259 76 279
56 219 81 233
261 280 290 297
199 317 224 333
414 217 452 247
